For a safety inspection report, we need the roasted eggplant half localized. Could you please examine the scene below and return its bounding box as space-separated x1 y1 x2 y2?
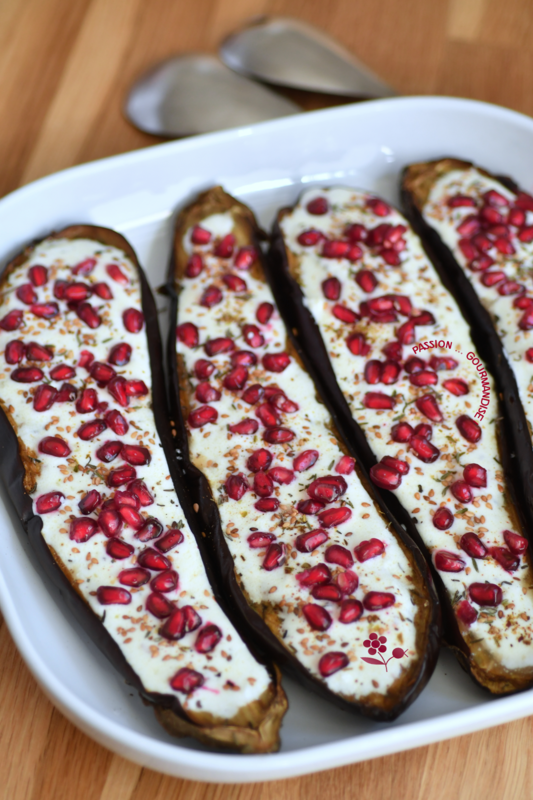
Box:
168 186 440 721
271 186 533 694
0 225 287 753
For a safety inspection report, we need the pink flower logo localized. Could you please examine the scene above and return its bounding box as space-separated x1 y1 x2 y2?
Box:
361 633 407 671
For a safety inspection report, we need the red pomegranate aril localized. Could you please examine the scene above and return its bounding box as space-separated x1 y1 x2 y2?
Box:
451 480 473 503
493 237 515 255
98 508 123 538
234 245 257 270
391 422 414 443
456 599 478 626
135 518 163 543
38 436 70 457
363 592 395 611
76 302 101 328
515 191 533 211
442 378 469 397
229 418 259 434
456 415 481 443
412 310 435 326
404 356 424 374
244 450 272 475
94 282 114 300
53 279 67 299
331 304 358 324
507 206 526 226
293 449 319 472
311 584 342 602
461 463 487 488
519 306 533 331
137 548 171 571
124 379 148 398
4 339 25 364
194 359 215 381
469 582 502 606
435 550 465 572
191 224 211 244
0 310 23 331
248 531 276 549
119 567 151 587
353 269 376 294
212 233 235 259
432 506 454 530
394 319 414 345
146 592 174 619
65 281 92 302
322 240 350 259
71 257 96 276
410 369 438 387
514 295 533 310
16 283 37 305
370 463 401 490
318 651 349 677
96 440 122 463
33 384 57 412
105 539 133 560
518 225 533 243
35 492 64 514
367 223 392 246
481 271 506 288
225 474 249 501
107 465 137 488
378 360 398 384
253 302 274 327
124 481 151 510
188 405 218 428
324 544 353 569
155 529 183 554
200 285 223 308
114 491 140 510
77 418 107 441
483 189 508 207
307 476 346 503
11 366 43 383
460 533 487 559
270 392 298 414
204 337 234 357
322 277 341 301
255 497 280 512
78 490 101 515
470 254 495 272
303 604 332 631
90 362 115 386
48 364 74 382
345 332 370 356
379 247 400 266
363 391 395 410
263 542 287 571
472 233 492 252
170 667 204 694
354 538 385 563
97 586 131 605
185 253 204 278
263 426 295 444
480 205 504 225
363 360 381 385
194 382 220 404
410 434 440 463
297 499 326 515
223 273 247 292
255 403 279 428
337 598 363 624
176 322 199 349
121 444 151 467
317 506 352 528
295 528 328 553
27 342 54 364
174 606 200 635
261 352 290 374
268 466 294 485
307 196 328 215
69 516 98 542
242 324 264 349
28 264 48 286
332 456 354 476
381 455 409 475
101 411 127 438
195 624 222 654
457 214 481 238
333 570 357 597
367 197 391 216
123 307 144 333
297 564 331 588
415 394 443 422
502 530 527 555
56 382 77 402
491 547 520 572
119 507 144 530
160 609 186 640
253 471 273 497
297 229 324 246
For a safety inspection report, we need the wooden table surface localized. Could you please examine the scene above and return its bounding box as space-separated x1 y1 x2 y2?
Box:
2 0 533 797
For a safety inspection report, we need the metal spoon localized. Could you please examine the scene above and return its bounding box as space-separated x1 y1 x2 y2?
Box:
125 54 300 138
220 16 395 98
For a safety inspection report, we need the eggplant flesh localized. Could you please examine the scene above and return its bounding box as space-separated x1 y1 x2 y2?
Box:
168 186 440 722
270 185 533 694
0 225 286 754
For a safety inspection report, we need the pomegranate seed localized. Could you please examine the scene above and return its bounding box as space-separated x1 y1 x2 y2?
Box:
253 471 273 497
461 463 487 488
410 434 440 463
519 306 533 330
0 310 23 331
234 246 257 270
331 304 358 324
499 280 524 296
97 586 131 605
35 491 64 514
470 254 495 272
319 651 349 677
460 533 487 558
94 282 114 300
433 507 454 530
195 624 222 653
76 302 100 328
137 548 171 571
256 403 279 428
268 466 294 485
28 264 48 286
185 253 204 278
298 229 324 246
188 405 218 428
379 247 400 266
107 465 137 487
514 296 533 310
481 205 504 225
71 257 96 276
52 279 66 299
307 476 347 503
354 539 385 562
263 542 287 570
322 240 350 259
448 194 476 208
412 310 435 326
456 599 478 626
70 517 98 542
295 529 328 553
456 415 481 443
391 422 414 442
170 667 204 694
246 449 272 473
191 225 211 244
297 499 325 515
483 189 508 206
204 337 234 357
334 456 354 475
297 563 331 586
77 419 106 440
114 491 139 511
414 422 432 438
317 506 352 528
255 497 280 512
26 342 54 362
367 197 391 216
242 324 264 349
225 474 249 501
248 531 276 548
119 567 151 587
253 302 274 327
123 308 144 333
98 508 122 537
482 270 506 287
491 546 519 572
338 599 363 624
17 283 37 304
507 206 525 226
106 538 134 559
515 191 533 211
312 584 342 602
65 281 93 303
214 234 235 258
346 332 370 356
136 518 163 542
11 366 43 383
336 570 359 595
364 360 382 385
363 391 395 410
153 530 183 555
494 237 515 254
269 392 298 414
303 604 332 631
472 233 492 252
96 440 122 463
160 609 186 640
451 480 473 503
381 455 409 475
48 364 74 382
518 226 533 243
404 356 424 374
307 197 328 215
146 592 174 619
4 339 25 364
379 360 399 384
124 379 148 398
194 382 219 404
100 411 127 438
322 277 341 301
344 223 367 242
292 450 318 472
325 544 353 568
106 343 132 369
261 352 290 374
349 246 364 263
184 606 203 633
502 530 527 555
194 359 214 380
118 507 144 530
223 273 247 292
124 481 152 509
89 362 115 386
121 444 151 467
415 394 443 422
177 322 199 348
396 320 416 345
469 582 502 606
430 356 458 371
38 436 70 457
56 383 77 402
262 426 294 444
435 550 465 572
227 415 257 435
354 269 377 293
363 592 395 610
410 369 438 387
32 384 57 412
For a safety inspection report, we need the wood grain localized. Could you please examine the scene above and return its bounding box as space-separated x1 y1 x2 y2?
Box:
2 0 533 797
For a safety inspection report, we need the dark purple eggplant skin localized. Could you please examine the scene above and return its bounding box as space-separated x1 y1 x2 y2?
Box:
400 161 533 544
269 209 532 695
166 190 442 722
0 224 283 744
